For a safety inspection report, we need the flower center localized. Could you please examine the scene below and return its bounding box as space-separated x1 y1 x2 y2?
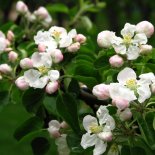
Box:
123 35 132 45
89 123 103 134
38 66 49 74
126 79 137 90
51 30 61 42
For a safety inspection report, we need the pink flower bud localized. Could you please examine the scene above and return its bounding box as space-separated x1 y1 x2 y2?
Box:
67 42 80 52
7 30 14 42
60 121 69 129
92 84 110 100
0 64 12 74
97 31 115 48
109 55 124 68
74 34 86 44
112 98 129 110
51 49 63 63
98 131 113 142
140 45 152 54
20 58 33 69
118 108 132 121
136 21 154 38
38 44 46 52
34 7 49 19
45 81 59 94
5 39 11 47
15 76 29 90
16 1 28 14
48 127 61 138
8 51 18 62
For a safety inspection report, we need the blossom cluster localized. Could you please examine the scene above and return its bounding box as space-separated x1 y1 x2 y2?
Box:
81 106 115 155
15 26 86 93
16 1 52 27
97 21 154 67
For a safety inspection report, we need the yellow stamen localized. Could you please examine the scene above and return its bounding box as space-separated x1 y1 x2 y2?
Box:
123 35 132 45
126 79 137 90
89 123 103 134
38 66 48 74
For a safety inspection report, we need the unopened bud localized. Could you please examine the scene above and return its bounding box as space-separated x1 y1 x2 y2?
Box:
97 31 115 48
112 98 129 110
34 7 49 19
38 44 46 52
15 76 29 90
45 81 59 94
5 39 11 47
140 45 152 54
109 55 124 68
60 121 68 129
7 30 14 42
136 21 154 38
8 51 18 62
20 58 33 69
48 127 61 138
67 42 80 52
98 131 113 142
118 108 132 121
16 1 28 14
51 49 63 63
92 84 110 100
74 34 86 44
0 64 12 74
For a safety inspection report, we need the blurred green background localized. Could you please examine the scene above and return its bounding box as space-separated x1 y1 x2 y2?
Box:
0 0 155 155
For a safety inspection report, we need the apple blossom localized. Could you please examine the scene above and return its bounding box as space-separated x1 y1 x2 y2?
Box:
112 98 129 110
7 30 14 42
45 81 59 94
109 55 124 68
0 64 12 74
16 1 28 14
67 42 80 52
136 21 154 38
81 106 115 155
140 44 152 54
112 23 148 60
20 58 33 69
92 84 110 100
15 76 29 90
38 44 46 52
97 30 116 48
118 108 132 121
8 51 18 62
55 134 70 155
74 34 86 44
48 120 61 138
0 31 7 53
34 7 49 19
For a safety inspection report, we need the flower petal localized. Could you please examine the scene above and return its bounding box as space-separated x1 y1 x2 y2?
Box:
93 139 107 155
137 84 151 103
117 67 136 84
109 83 137 102
83 115 98 133
121 23 136 37
48 70 60 81
113 44 126 55
133 33 147 45
126 45 140 60
81 133 97 149
139 72 155 85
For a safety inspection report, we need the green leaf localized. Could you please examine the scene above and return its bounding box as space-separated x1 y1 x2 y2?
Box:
0 91 9 111
31 137 50 155
134 112 155 150
56 93 81 134
68 78 80 96
67 133 83 153
46 3 69 13
153 116 155 130
14 116 44 141
43 95 58 116
22 88 45 113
